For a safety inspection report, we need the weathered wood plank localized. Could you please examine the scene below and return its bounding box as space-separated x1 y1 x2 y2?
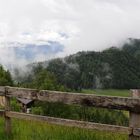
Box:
6 111 132 135
129 90 140 139
0 86 5 95
133 128 140 137
5 88 11 135
6 86 140 113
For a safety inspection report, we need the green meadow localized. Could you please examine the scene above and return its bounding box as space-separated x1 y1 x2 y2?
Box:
82 89 130 97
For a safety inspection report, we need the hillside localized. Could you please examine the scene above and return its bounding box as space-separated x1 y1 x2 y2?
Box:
13 38 140 90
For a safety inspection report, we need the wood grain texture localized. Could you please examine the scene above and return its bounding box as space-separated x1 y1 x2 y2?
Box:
6 111 132 135
129 90 140 139
5 95 11 135
0 86 5 95
133 128 140 137
6 86 140 113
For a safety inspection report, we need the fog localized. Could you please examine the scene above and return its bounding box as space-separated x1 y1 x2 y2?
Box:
0 0 140 68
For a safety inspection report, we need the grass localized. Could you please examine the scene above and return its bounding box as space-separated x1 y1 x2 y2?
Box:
82 89 130 97
0 118 128 140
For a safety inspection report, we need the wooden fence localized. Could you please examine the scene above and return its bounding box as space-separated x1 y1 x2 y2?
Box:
0 86 140 140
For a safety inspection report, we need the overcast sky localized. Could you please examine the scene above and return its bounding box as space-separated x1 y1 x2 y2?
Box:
1 0 140 68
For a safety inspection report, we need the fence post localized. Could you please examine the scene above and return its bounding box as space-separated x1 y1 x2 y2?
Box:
129 90 140 140
5 87 11 134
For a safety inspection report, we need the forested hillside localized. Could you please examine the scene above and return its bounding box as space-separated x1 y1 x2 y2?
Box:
12 39 140 90
12 38 140 90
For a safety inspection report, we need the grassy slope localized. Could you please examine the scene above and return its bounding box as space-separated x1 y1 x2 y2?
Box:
0 89 130 140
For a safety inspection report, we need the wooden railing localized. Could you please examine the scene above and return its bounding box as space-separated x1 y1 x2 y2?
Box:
0 86 140 140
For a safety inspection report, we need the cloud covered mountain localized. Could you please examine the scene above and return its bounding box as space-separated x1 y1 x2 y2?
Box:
13 41 64 60
0 41 64 70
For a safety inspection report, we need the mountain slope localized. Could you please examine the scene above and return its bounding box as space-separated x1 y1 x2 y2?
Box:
46 39 140 89
13 38 140 90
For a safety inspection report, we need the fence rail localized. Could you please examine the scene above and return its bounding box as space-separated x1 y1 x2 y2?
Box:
6 111 132 135
0 86 140 139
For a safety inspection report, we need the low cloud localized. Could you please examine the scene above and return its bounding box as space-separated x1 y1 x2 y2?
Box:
1 0 140 68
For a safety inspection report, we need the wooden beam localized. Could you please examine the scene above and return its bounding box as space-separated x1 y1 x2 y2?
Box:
5 87 11 135
129 90 140 139
6 86 140 113
0 86 5 95
133 128 140 136
6 111 132 135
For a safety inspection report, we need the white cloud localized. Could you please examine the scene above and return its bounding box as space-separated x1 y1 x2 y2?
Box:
1 0 140 67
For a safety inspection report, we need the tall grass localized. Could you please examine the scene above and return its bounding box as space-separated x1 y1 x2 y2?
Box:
0 118 127 140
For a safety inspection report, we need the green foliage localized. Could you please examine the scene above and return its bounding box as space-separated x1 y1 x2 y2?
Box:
0 65 13 86
18 64 68 91
32 69 57 90
31 107 44 115
31 101 129 127
47 58 81 90
11 98 21 112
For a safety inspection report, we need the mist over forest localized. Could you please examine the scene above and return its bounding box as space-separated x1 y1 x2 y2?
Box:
1 38 140 91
